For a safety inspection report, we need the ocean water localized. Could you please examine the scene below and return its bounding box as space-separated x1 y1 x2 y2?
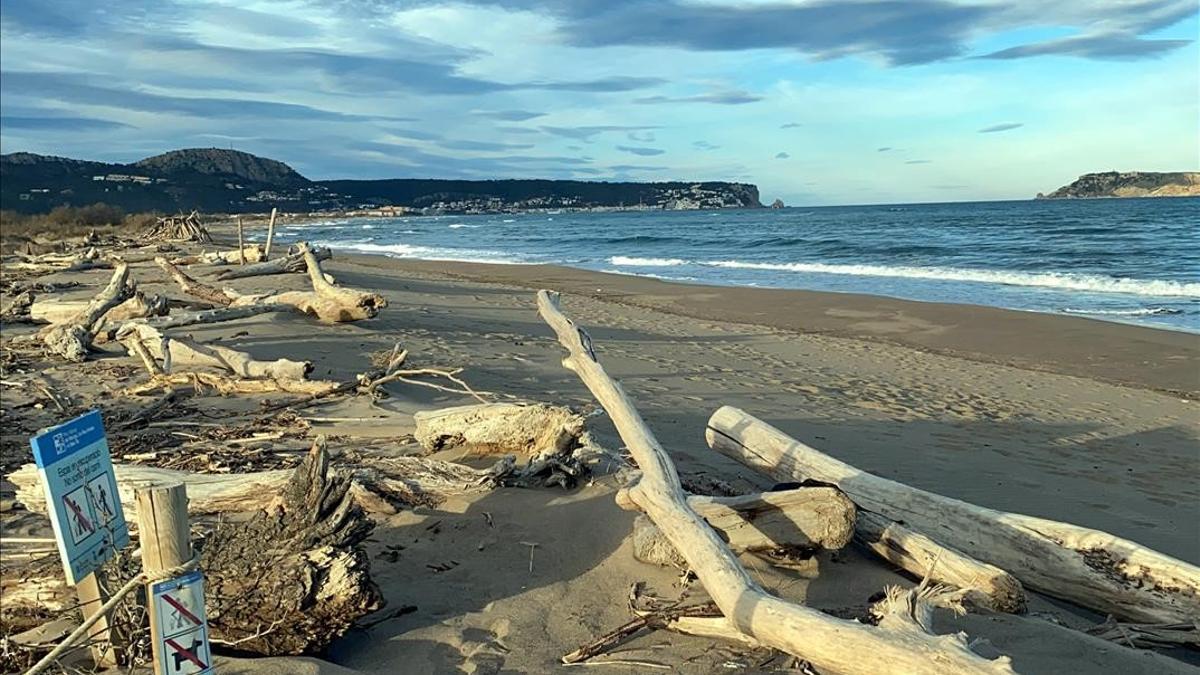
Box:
276 198 1200 332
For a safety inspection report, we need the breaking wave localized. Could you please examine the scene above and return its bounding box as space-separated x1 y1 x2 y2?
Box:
609 256 688 267
1061 307 1184 316
700 260 1200 298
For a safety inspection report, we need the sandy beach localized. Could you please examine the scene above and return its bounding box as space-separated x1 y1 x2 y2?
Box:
2 243 1197 674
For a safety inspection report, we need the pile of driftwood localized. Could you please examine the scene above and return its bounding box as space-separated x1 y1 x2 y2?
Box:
1 231 614 668
5 229 1198 672
534 291 1200 674
142 211 212 243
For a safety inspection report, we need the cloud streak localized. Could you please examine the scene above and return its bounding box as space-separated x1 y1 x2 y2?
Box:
616 145 666 156
978 122 1024 133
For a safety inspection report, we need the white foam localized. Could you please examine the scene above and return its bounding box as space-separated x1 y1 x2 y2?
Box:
320 241 524 265
701 260 1200 298
609 256 688 267
448 223 480 229
1061 307 1183 316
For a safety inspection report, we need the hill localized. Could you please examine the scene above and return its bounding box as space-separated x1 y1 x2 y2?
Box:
1037 171 1200 199
133 148 309 187
1 148 761 214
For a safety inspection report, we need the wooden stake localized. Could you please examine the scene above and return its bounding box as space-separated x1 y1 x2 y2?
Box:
76 572 119 668
264 207 278 260
237 216 246 265
136 482 191 675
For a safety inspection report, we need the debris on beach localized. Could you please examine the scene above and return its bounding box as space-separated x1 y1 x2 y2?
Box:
1 225 1197 675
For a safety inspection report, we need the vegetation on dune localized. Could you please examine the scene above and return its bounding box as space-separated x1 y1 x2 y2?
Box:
1 203 160 239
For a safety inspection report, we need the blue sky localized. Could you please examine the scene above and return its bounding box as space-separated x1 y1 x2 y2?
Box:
1 0 1197 205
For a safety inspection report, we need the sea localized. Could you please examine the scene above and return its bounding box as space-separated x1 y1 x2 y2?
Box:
275 197 1200 333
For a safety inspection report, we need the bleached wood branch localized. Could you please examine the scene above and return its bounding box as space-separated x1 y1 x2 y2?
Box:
706 406 1200 624
536 290 1012 674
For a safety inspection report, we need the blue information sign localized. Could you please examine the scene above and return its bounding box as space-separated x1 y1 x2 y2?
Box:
30 410 130 585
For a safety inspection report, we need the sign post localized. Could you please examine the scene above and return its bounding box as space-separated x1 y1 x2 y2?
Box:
137 482 213 675
30 409 130 667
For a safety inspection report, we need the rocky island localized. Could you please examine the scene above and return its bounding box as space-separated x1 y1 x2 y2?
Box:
1037 171 1200 199
1 148 762 215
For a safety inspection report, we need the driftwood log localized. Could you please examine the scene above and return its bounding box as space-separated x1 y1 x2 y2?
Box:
10 454 506 517
160 243 382 322
536 290 1012 674
629 487 857 566
856 511 1026 613
215 246 332 280
39 263 133 361
29 291 167 328
131 303 295 331
170 245 264 265
413 402 597 488
197 439 380 653
117 323 312 381
414 403 584 458
155 257 233 306
255 243 384 322
706 406 1200 624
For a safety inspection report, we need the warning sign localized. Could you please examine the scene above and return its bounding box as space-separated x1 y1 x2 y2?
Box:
152 570 214 675
31 410 129 585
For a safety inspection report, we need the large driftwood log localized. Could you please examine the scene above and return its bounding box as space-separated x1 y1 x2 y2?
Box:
178 242 380 323
706 406 1200 624
856 511 1025 613
39 263 133 361
118 323 312 381
215 246 332 280
130 303 296 332
414 403 584 458
255 243 385 322
630 487 856 566
155 257 234 306
10 454 504 517
198 439 380 653
30 291 167 326
536 291 1012 674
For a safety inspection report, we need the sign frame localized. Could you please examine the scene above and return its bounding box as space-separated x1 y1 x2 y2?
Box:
30 409 129 585
151 570 214 675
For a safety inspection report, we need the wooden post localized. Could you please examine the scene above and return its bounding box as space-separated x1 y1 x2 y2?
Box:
264 207 278 260
136 483 191 673
237 216 246 265
76 572 119 668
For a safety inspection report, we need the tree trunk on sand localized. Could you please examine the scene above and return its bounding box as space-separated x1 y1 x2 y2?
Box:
31 291 167 332
706 406 1200 624
39 263 133 361
856 511 1025 613
155 257 233 306
118 323 312 381
10 455 505 517
627 487 856 566
536 290 1012 674
129 303 295 332
197 438 381 654
215 246 332 281
251 243 384 323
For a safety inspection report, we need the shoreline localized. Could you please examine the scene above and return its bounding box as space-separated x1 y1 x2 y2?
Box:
340 252 1199 395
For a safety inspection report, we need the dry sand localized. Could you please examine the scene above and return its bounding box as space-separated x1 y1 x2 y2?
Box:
2 246 1197 674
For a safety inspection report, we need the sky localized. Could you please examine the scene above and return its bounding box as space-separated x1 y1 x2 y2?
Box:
1 0 1197 205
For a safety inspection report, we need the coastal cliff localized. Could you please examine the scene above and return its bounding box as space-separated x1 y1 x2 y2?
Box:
0 149 761 214
1037 171 1200 199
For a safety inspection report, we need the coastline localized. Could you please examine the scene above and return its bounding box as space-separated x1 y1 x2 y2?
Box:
342 253 1200 396
4 235 1197 673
